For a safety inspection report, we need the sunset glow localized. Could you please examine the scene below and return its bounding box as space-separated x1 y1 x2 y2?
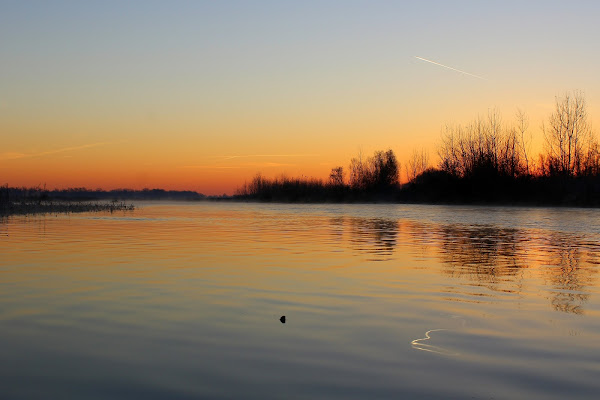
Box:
2 1 600 194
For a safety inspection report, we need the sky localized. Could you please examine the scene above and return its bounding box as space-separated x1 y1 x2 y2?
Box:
2 0 600 194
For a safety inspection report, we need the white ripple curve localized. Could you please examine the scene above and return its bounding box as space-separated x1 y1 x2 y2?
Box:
411 329 459 356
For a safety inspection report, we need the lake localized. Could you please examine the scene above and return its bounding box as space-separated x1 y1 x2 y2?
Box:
1 202 599 399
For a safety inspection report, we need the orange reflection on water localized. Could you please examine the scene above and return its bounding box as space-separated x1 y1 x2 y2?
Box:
2 203 600 400
2 203 598 317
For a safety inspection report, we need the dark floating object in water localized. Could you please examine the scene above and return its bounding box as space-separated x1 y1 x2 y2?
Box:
280 316 286 324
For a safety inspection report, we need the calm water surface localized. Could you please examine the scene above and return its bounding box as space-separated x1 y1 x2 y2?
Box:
1 203 599 399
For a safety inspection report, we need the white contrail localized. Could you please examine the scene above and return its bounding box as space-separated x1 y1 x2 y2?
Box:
415 56 488 81
0 142 114 161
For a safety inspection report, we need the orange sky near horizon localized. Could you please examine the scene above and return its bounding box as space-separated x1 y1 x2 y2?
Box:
2 1 600 195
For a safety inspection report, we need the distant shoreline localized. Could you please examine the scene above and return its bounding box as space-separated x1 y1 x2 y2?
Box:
228 172 600 208
214 196 600 208
2 178 599 215
1 200 134 217
0 187 150 217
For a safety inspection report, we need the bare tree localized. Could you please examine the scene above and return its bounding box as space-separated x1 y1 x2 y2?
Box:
329 166 344 186
487 109 502 168
406 148 429 182
438 109 529 179
349 149 399 190
543 91 592 176
583 136 600 176
349 150 365 189
515 109 531 175
438 124 461 176
501 126 520 177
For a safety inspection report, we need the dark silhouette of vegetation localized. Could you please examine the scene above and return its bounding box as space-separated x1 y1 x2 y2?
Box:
406 148 429 183
235 173 345 202
235 149 400 202
329 166 344 187
349 149 399 192
0 185 134 216
438 109 528 180
541 91 599 177
0 186 205 216
49 187 206 201
235 91 600 206
422 92 600 205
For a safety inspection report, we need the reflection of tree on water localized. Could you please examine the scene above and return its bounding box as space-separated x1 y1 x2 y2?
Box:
400 221 437 257
542 234 598 314
331 217 399 261
431 223 597 314
333 215 598 314
436 224 526 294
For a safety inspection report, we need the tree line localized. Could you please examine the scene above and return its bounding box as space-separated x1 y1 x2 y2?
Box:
236 91 600 205
438 91 599 179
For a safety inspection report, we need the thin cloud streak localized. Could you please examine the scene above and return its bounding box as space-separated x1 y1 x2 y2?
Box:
181 165 242 170
216 154 319 161
183 155 310 170
0 142 114 161
182 162 296 169
415 56 488 81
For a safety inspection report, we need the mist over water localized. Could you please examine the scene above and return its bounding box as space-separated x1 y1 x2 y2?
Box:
1 203 599 399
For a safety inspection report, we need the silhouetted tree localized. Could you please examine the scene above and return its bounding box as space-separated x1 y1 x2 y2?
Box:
543 91 593 176
438 110 527 179
515 109 532 175
349 151 366 190
349 149 399 191
406 148 429 182
369 150 399 189
583 139 600 176
329 166 344 186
